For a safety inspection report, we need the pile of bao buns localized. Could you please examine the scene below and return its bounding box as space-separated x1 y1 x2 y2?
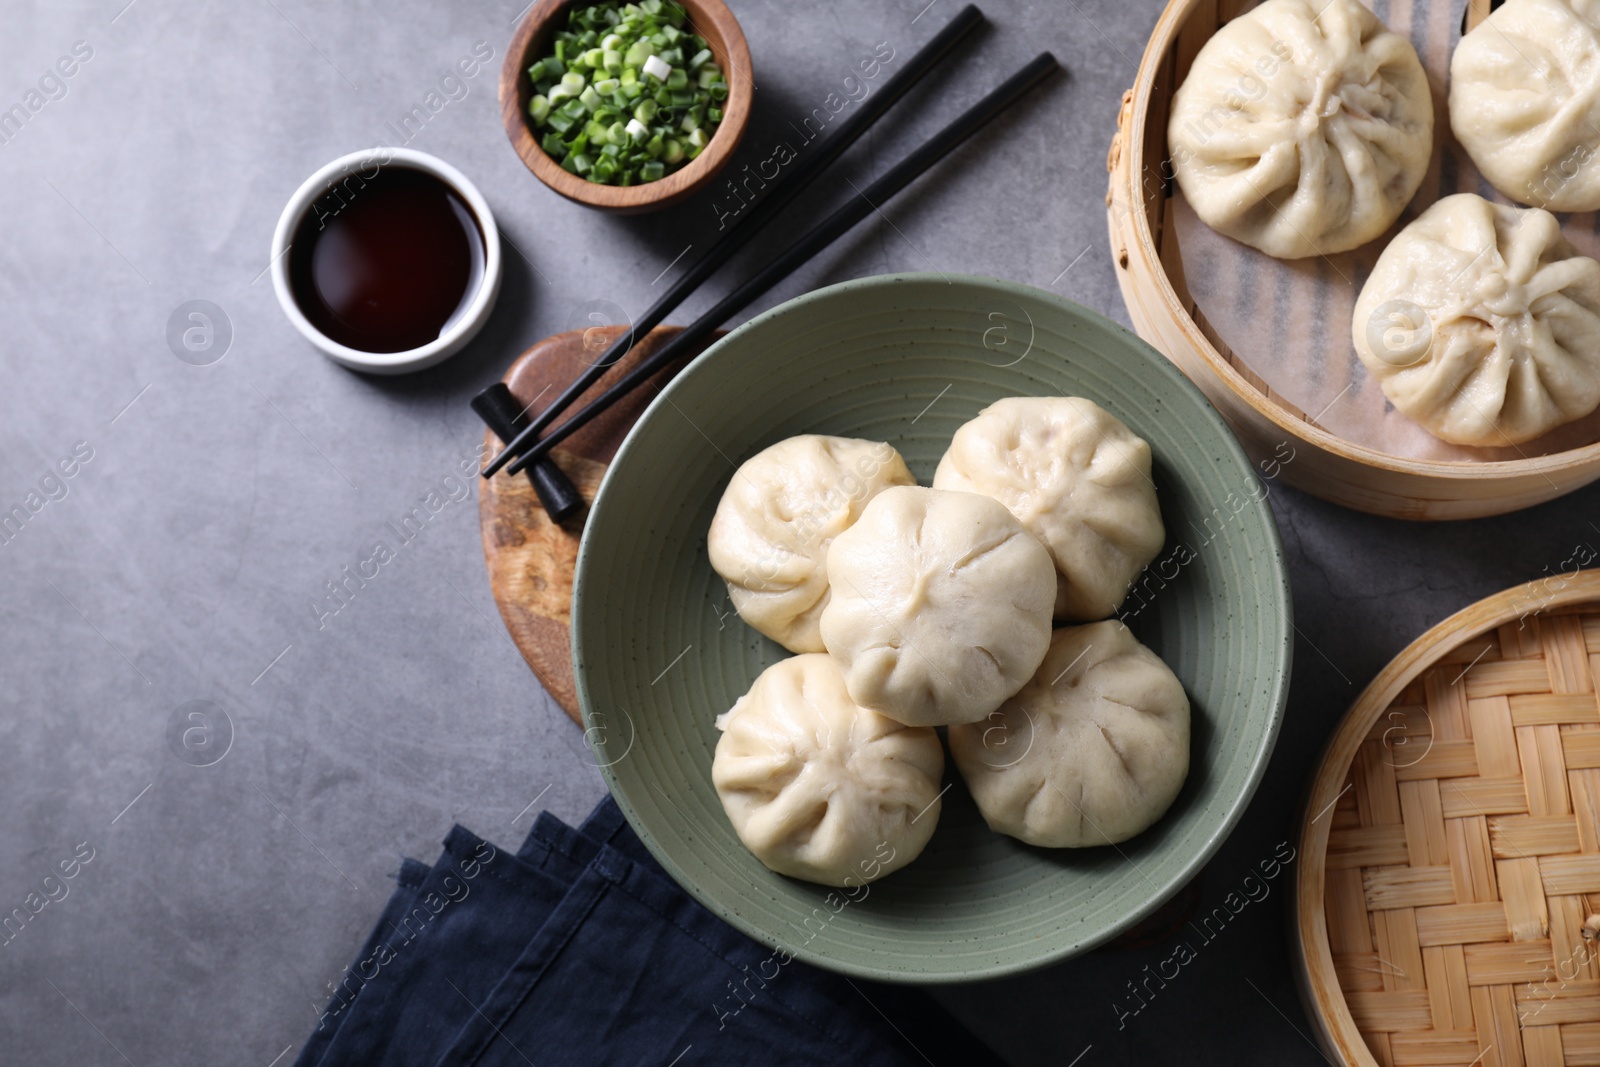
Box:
1171 0 1600 449
705 396 1191 888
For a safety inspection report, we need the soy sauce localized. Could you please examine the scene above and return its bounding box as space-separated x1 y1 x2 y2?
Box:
288 166 485 354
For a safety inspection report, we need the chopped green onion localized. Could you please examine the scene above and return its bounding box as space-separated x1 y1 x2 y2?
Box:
642 54 672 82
624 40 654 67
527 1 722 186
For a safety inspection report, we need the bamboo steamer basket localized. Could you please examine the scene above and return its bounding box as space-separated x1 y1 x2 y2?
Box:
1104 0 1600 521
1294 570 1600 1066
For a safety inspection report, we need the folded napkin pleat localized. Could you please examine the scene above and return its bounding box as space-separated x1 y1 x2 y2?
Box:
296 797 1006 1067
297 856 431 1066
302 826 575 1066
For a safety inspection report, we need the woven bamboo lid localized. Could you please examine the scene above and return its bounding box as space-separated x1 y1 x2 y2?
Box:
1296 571 1600 1066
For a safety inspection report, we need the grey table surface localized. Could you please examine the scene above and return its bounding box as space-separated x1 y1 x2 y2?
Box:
0 0 1569 1063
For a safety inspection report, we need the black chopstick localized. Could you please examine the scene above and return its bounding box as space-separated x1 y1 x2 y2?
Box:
472 384 584 520
504 52 1060 477
480 3 987 480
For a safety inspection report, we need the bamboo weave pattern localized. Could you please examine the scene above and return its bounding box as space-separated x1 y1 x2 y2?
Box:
1327 610 1600 1066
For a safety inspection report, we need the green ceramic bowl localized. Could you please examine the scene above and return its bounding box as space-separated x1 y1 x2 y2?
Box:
571 273 1292 982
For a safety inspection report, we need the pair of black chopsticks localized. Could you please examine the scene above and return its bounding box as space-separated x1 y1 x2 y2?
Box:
476 5 1058 516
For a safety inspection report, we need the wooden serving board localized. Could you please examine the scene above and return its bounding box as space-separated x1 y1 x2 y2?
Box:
478 325 717 724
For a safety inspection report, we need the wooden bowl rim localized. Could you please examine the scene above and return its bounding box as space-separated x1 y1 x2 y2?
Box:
1122 0 1600 480
500 0 754 214
1293 568 1600 1066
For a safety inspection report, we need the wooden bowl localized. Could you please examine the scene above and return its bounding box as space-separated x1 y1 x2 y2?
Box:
1294 570 1600 1066
1104 0 1600 521
500 0 753 214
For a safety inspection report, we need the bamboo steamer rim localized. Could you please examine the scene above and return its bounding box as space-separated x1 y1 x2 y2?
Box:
1294 569 1600 1066
1115 0 1600 481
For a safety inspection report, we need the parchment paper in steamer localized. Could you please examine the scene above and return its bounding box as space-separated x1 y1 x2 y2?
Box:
1172 0 1600 462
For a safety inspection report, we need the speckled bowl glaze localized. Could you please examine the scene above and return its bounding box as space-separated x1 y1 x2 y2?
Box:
571 273 1292 982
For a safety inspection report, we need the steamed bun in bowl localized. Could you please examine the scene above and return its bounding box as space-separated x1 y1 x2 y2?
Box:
707 435 915 652
819 485 1055 727
933 397 1164 621
712 654 945 887
949 620 1190 848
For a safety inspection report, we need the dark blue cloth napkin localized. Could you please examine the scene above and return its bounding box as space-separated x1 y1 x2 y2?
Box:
296 796 1003 1067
